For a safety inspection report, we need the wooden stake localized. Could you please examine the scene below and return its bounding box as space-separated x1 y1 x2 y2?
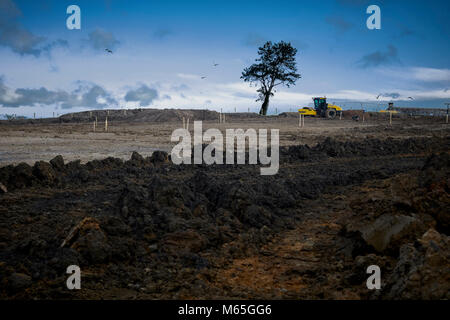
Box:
105 116 108 132
93 120 96 132
299 113 301 127
389 111 392 125
302 114 305 127
186 118 190 131
182 117 185 129
223 113 226 123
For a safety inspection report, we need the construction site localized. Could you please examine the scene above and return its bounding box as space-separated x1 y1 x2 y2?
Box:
0 107 448 299
0 0 449 308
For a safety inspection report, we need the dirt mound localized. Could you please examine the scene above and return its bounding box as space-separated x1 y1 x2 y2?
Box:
58 108 263 123
0 138 448 299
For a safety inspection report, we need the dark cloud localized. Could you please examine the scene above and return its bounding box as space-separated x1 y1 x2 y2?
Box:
325 16 353 32
356 45 400 68
40 39 69 55
380 92 400 99
153 28 173 40
0 77 117 109
86 29 119 51
62 85 117 109
124 85 158 106
0 0 69 57
0 0 45 56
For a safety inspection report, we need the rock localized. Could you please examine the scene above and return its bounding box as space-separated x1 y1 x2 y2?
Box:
62 217 111 264
150 151 169 163
376 228 450 299
12 162 34 188
0 182 7 194
33 161 56 183
8 273 32 292
50 155 65 171
131 151 144 163
357 214 424 252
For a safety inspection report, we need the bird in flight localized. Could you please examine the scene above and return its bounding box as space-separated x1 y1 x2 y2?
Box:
105 48 113 54
213 62 219 67
376 94 381 99
407 97 414 100
201 76 207 79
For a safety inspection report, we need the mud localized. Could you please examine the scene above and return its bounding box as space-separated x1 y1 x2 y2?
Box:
0 131 449 299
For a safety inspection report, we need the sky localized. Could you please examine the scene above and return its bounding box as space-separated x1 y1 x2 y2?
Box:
0 0 449 117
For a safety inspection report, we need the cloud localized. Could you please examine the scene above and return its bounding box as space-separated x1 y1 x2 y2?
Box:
0 77 117 109
124 85 158 106
153 28 173 40
86 28 119 51
177 73 201 80
378 67 450 84
408 67 450 82
0 0 45 56
356 45 400 68
325 16 353 32
40 39 69 56
379 92 400 99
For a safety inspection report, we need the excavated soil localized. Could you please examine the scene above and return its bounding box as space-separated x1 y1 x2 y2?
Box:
0 116 449 300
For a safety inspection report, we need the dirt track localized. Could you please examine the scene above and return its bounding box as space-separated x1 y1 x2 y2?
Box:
0 114 449 299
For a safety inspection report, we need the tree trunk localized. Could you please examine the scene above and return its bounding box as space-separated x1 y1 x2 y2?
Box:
259 93 270 115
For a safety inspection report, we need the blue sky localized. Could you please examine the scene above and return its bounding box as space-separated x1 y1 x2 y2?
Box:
0 0 449 117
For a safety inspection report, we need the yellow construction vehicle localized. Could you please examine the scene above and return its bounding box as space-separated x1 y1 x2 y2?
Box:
298 97 343 119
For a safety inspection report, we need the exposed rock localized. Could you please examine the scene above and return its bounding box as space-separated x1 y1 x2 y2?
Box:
150 151 169 164
50 155 65 171
352 214 424 253
0 182 7 194
131 151 144 163
62 217 111 264
377 229 450 299
11 162 34 188
33 161 56 184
